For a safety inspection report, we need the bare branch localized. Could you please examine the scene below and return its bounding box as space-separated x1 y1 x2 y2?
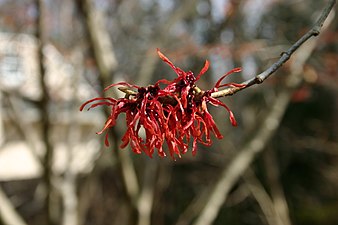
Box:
80 0 118 81
192 2 335 224
243 169 284 225
137 162 158 225
264 148 292 225
211 0 336 99
3 94 42 164
0 187 28 225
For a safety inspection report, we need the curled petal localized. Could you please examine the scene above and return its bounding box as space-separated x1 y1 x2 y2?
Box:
104 132 110 146
79 97 116 111
196 60 210 81
183 116 194 130
192 138 198 156
157 48 175 68
204 110 223 139
120 130 131 149
155 78 174 85
214 67 242 88
97 118 115 135
157 49 186 77
104 82 140 92
208 97 238 127
130 136 143 154
86 101 115 111
229 111 237 126
157 143 166 157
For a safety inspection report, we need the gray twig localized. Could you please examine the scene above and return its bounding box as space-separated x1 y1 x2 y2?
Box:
211 0 336 99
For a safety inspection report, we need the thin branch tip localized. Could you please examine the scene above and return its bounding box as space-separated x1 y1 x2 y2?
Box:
210 0 336 99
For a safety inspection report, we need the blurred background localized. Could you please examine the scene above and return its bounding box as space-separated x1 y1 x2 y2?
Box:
0 0 337 225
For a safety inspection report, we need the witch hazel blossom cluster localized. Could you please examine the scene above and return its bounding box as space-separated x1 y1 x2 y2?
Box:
80 49 245 159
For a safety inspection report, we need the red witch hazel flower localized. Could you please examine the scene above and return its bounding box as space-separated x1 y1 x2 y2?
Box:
80 49 245 159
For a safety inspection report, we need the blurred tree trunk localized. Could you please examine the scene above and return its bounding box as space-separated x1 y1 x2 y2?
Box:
75 0 139 224
36 0 58 224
